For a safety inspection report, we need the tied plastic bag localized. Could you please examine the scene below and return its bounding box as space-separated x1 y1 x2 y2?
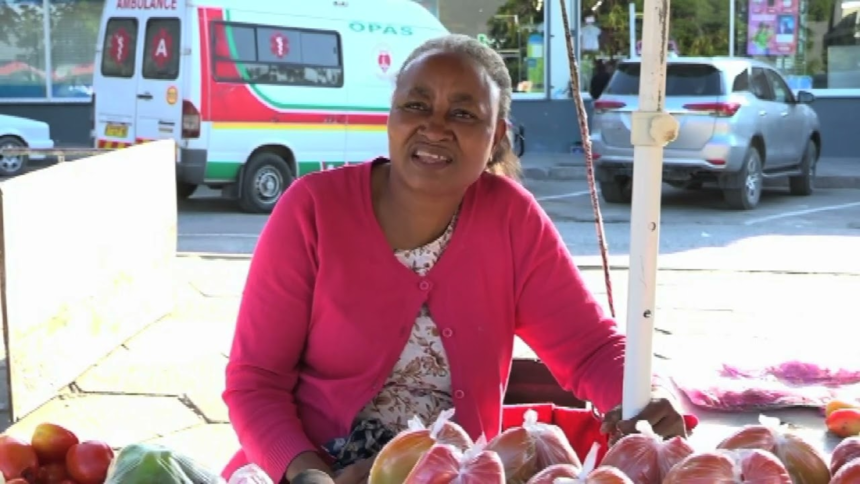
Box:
830 436 860 475
599 420 694 483
228 464 273 484
554 443 633 484
662 449 791 483
523 463 580 484
487 409 581 483
717 415 831 484
368 409 473 484
403 437 504 484
104 442 226 484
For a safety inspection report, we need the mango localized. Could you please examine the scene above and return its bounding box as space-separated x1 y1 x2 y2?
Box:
825 409 860 438
825 400 860 418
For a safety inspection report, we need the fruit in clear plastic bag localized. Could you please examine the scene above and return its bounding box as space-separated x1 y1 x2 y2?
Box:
599 420 693 483
104 442 223 484
830 436 860 475
487 425 537 483
524 463 580 483
663 449 792 483
403 442 504 484
717 415 830 484
487 409 580 484
831 458 860 484
554 444 633 484
369 409 473 484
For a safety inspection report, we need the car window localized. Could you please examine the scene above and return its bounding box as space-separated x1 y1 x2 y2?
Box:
101 18 138 78
732 70 750 92
142 18 181 80
764 69 794 104
211 22 344 88
605 63 724 96
750 67 774 101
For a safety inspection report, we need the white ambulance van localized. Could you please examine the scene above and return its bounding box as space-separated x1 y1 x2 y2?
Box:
93 0 448 213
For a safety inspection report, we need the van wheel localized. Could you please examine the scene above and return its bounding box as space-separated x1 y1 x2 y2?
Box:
239 152 294 214
723 147 763 210
599 179 632 204
0 136 28 177
788 141 817 196
177 181 197 199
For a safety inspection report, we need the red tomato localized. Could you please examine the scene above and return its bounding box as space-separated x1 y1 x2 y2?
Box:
39 461 71 483
65 441 114 484
31 423 79 464
0 435 40 480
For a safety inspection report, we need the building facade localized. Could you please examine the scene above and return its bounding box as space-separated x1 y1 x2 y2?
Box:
0 0 858 157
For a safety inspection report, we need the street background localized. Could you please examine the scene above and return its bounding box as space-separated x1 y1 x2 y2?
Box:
0 153 858 473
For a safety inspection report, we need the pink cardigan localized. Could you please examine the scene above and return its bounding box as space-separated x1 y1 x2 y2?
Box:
223 159 626 480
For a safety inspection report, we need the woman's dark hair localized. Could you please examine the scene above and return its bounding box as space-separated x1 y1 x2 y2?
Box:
396 34 522 181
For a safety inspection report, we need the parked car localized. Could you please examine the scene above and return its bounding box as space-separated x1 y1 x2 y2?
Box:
0 114 55 177
506 117 525 157
590 57 821 210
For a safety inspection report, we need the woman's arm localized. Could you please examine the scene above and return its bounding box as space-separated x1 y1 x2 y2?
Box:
511 196 625 415
224 179 328 481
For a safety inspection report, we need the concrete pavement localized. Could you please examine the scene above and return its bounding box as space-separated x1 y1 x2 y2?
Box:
522 152 860 189
1 254 855 470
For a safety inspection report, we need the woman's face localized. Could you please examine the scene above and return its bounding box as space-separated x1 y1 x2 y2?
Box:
387 49 506 196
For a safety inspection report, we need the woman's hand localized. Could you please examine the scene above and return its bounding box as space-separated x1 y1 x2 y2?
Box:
333 458 375 484
599 396 688 446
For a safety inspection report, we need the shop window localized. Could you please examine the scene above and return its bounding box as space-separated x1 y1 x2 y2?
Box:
581 0 860 93
0 0 48 99
51 0 102 99
434 0 547 97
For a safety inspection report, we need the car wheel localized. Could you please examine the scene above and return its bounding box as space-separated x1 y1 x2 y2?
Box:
239 151 294 214
0 136 28 177
177 181 197 199
599 179 632 204
723 147 763 210
788 141 817 196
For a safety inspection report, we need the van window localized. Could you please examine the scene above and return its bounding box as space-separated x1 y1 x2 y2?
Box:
605 63 725 96
101 18 138 78
143 18 181 80
211 21 343 88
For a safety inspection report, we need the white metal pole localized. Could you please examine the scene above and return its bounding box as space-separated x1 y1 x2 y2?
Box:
629 3 636 58
729 0 736 56
621 0 679 420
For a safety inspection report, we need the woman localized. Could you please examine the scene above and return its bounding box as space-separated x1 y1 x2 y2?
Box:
223 34 687 484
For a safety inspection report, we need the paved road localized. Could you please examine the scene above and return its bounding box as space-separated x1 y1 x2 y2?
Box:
178 181 860 273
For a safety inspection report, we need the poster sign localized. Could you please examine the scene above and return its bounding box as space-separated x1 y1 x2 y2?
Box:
109 28 131 64
270 32 289 59
747 0 798 56
151 27 173 68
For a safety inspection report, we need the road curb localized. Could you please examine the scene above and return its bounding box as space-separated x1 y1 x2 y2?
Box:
524 165 860 189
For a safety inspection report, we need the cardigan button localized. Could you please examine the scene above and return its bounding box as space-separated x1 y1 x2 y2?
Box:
418 280 432 291
453 389 465 399
442 328 454 338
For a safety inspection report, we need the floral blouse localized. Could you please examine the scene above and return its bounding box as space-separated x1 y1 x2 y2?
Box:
321 212 458 470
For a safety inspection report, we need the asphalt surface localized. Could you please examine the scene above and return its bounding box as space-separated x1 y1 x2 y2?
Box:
178 180 860 273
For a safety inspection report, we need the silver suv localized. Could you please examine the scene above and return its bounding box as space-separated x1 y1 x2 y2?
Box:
590 57 821 210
